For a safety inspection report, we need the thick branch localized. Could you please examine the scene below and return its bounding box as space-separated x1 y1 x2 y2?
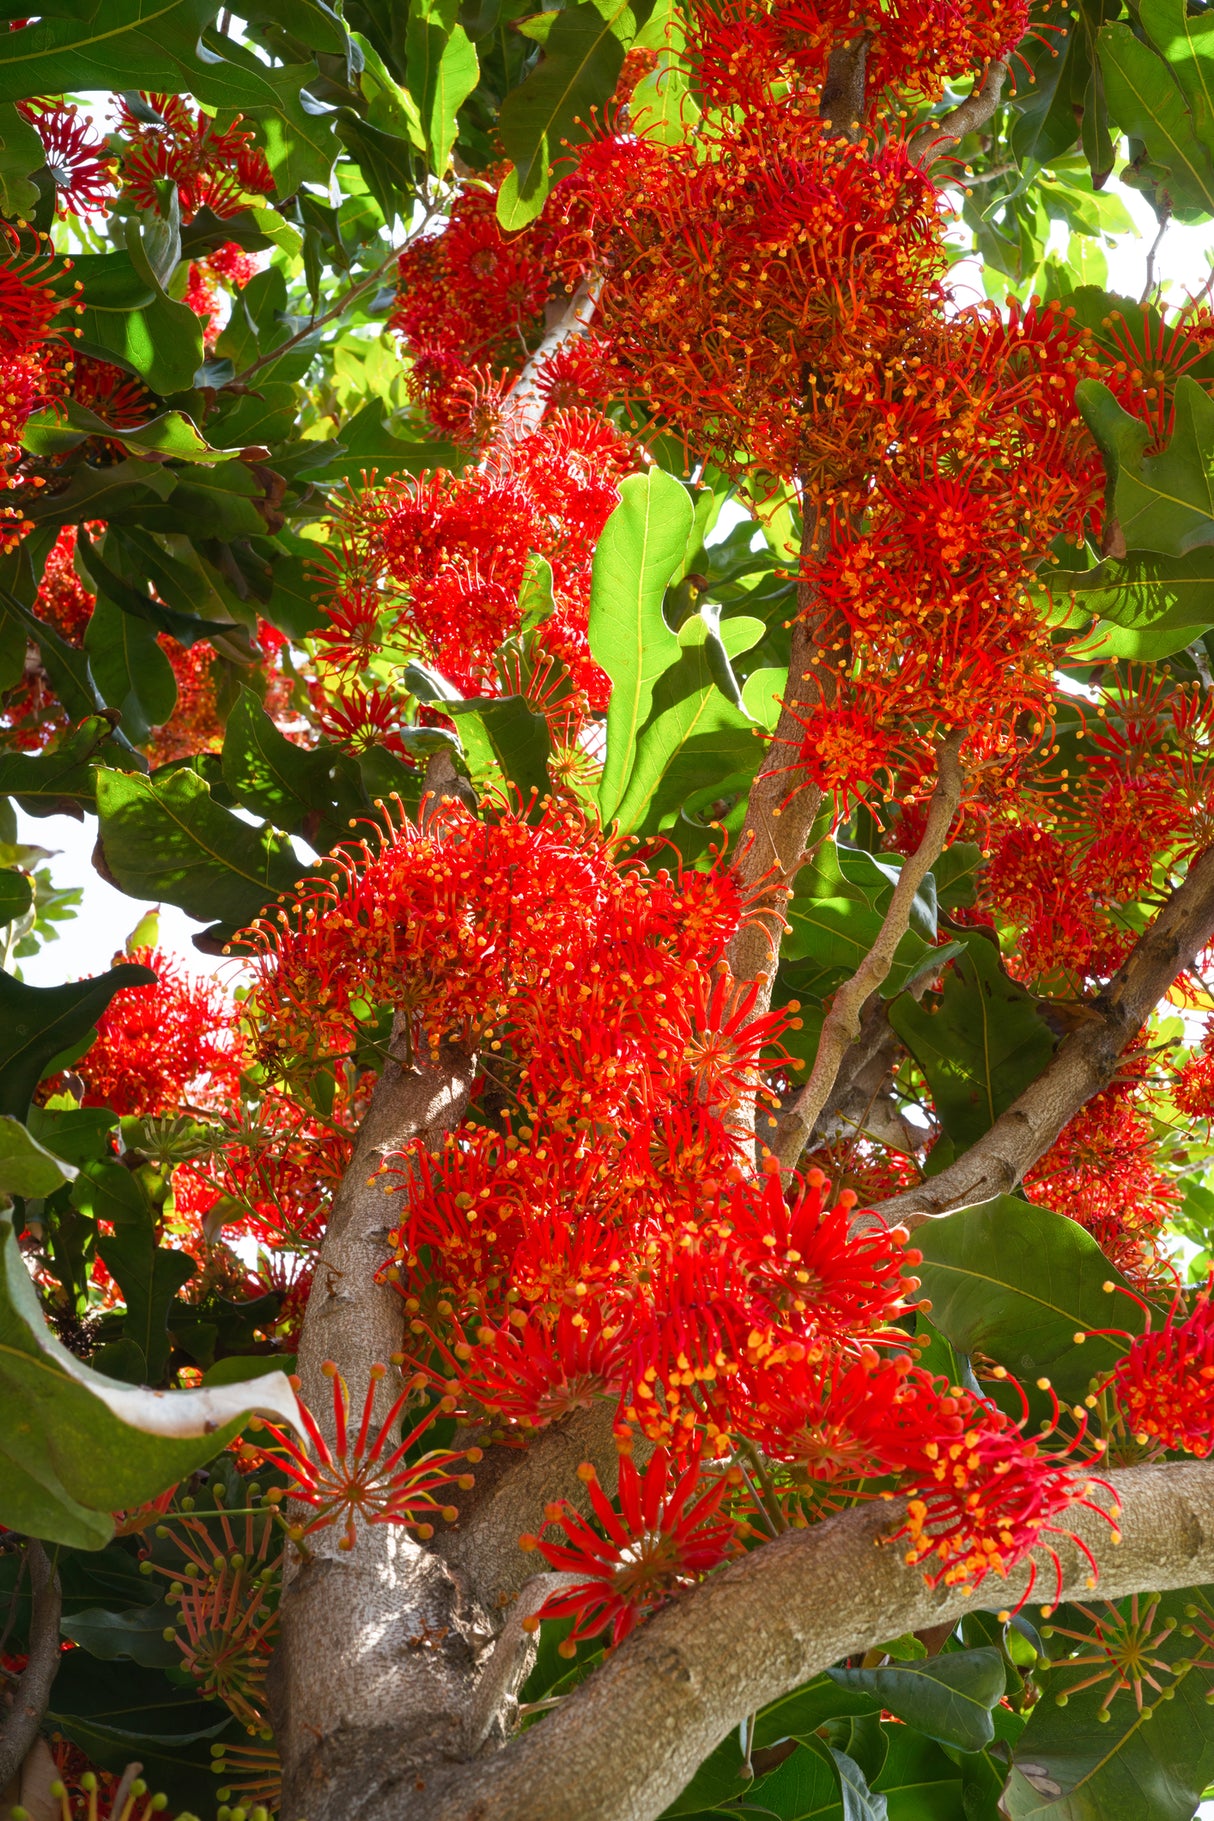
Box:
776 733 964 1166
908 61 1008 166
871 841 1214 1227
272 1040 476 1819
502 280 599 440
0 1541 60 1790
819 35 870 139
417 1460 1214 1821
910 61 1004 168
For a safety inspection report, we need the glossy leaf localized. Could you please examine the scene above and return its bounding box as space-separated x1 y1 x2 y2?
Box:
406 0 479 173
826 1650 1005 1754
869 1726 967 1821
84 593 178 746
94 767 302 928
888 938 1054 1151
0 1214 299 1549
0 963 155 1119
221 688 366 846
83 1161 197 1385
0 867 31 924
1079 376 1214 556
591 468 696 821
1046 546 1214 648
0 717 115 818
1097 21 1214 217
1005 1589 1214 1820
0 1114 75 1199
497 0 632 224
0 3 286 109
446 695 551 801
612 610 765 834
915 1196 1152 1402
45 1653 238 1811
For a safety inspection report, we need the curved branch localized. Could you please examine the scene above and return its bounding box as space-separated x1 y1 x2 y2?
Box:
0 1541 61 1790
776 732 964 1166
908 62 1008 166
870 841 1214 1227
418 1460 1214 1821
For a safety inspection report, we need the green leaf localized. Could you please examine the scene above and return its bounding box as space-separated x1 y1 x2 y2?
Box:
84 593 178 746
753 1736 858 1819
447 694 551 801
0 964 155 1120
752 1675 879 1754
1097 22 1214 216
826 1651 1005 1754
784 839 942 1000
629 43 699 144
1078 377 1214 556
406 0 479 173
317 400 454 483
0 1213 299 1549
94 767 303 928
591 467 693 821
0 100 46 216
0 867 31 925
0 1114 75 1198
612 608 765 835
870 1726 966 1821
1005 1588 1214 1820
0 2 286 110
1046 546 1214 648
84 1161 197 1384
497 0 632 223
60 1604 180 1670
221 689 366 846
915 1197 1152 1402
73 251 205 396
23 403 234 465
888 939 1053 1152
335 108 423 219
0 714 116 817
45 1653 237 1811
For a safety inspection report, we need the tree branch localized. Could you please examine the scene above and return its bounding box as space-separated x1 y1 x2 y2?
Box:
869 841 1214 1227
413 1460 1214 1821
0 1541 60 1791
502 279 600 440
775 732 964 1166
908 62 1008 167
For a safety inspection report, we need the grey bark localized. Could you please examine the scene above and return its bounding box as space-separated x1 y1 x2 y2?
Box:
0 1541 60 1791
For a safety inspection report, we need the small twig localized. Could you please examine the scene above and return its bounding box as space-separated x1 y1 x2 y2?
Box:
1141 207 1171 306
908 62 1008 166
776 732 966 1168
233 239 415 387
0 1540 62 1789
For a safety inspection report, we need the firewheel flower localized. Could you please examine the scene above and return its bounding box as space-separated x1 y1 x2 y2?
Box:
261 1362 480 1550
520 1449 741 1652
1104 1275 1214 1457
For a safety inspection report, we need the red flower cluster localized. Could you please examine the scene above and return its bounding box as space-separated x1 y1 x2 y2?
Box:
312 407 634 720
115 93 275 222
60 945 242 1118
1104 1278 1214 1457
236 798 1099 1602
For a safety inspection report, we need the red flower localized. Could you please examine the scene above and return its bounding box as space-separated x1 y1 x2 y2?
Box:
116 93 274 222
1106 1276 1214 1458
521 1449 740 1650
18 101 116 216
262 1361 479 1550
57 945 241 1118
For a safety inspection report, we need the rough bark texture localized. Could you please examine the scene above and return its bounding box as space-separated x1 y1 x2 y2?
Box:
0 1542 59 1791
272 1042 477 1821
870 840 1214 1226
401 1460 1214 1821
